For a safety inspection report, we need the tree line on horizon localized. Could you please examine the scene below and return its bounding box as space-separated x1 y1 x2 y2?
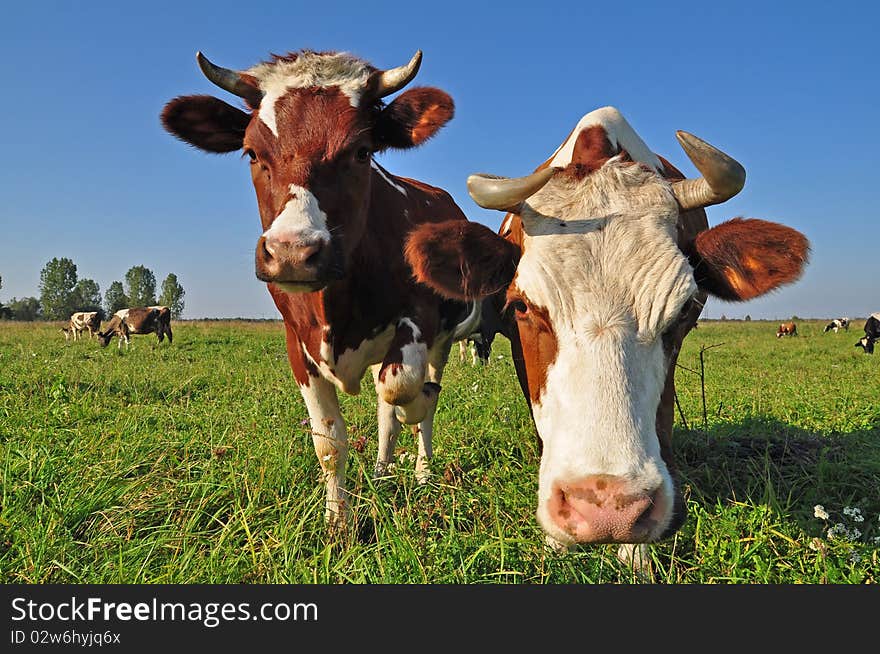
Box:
0 259 185 322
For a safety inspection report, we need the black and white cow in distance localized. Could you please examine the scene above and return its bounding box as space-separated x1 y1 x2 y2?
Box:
823 317 849 333
855 313 880 353
62 311 101 341
97 307 172 348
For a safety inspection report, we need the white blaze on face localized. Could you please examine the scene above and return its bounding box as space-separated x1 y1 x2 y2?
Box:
515 160 696 542
247 52 373 137
264 184 331 247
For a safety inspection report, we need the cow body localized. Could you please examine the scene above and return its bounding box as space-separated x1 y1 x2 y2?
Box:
777 322 798 337
97 307 169 348
63 311 101 341
162 48 476 528
406 106 809 556
855 313 880 353
823 317 849 333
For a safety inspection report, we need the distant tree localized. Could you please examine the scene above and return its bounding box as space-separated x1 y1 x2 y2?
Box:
125 265 157 307
720 314 728 321
791 315 800 322
104 280 128 315
158 273 186 318
71 278 103 318
39 257 79 320
744 314 751 321
8 296 42 321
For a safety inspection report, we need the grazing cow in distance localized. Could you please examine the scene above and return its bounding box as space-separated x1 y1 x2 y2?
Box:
63 311 101 341
459 333 491 366
855 313 880 354
161 47 479 530
823 317 849 333
97 307 170 348
777 322 798 338
405 106 809 563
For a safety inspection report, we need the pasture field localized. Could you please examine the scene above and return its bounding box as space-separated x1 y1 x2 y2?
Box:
0 319 877 584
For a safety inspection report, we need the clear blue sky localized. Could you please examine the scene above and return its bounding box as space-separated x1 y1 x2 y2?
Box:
1 1 877 320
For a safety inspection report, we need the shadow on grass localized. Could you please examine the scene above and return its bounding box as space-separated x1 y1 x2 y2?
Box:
673 415 880 539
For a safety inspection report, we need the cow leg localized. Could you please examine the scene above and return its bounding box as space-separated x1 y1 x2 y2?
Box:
166 323 173 344
409 334 455 483
458 340 466 363
299 374 350 530
371 364 402 478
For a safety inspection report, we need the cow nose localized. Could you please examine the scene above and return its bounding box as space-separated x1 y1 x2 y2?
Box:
258 233 326 272
547 475 661 543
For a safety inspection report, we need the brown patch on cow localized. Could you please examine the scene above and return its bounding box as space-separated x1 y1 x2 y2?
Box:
405 220 520 301
323 417 335 427
378 362 403 383
687 218 810 301
562 126 618 180
505 294 558 406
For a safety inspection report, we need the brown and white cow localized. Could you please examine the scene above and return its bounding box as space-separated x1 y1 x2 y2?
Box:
405 107 809 560
161 49 478 528
63 311 101 341
776 322 798 337
97 307 171 348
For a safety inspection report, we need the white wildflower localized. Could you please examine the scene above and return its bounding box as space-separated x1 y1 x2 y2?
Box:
843 507 864 522
849 551 861 563
814 505 829 520
827 523 849 539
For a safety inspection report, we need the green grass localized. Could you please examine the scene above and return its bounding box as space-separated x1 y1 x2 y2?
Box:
0 319 877 583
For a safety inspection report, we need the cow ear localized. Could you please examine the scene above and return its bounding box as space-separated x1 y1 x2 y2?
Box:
405 220 520 300
375 87 454 150
686 217 810 301
161 95 250 153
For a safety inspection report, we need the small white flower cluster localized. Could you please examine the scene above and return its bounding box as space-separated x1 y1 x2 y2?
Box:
826 523 861 541
813 504 872 543
843 506 864 522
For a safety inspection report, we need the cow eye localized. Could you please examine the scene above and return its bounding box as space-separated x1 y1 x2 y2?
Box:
509 299 529 319
244 149 257 164
355 147 371 163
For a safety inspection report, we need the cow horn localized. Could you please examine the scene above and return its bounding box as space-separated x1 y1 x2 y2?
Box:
372 50 423 99
467 167 559 212
670 131 746 210
196 51 263 106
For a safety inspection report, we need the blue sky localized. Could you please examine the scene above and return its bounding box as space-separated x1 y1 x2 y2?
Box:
1 1 877 319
